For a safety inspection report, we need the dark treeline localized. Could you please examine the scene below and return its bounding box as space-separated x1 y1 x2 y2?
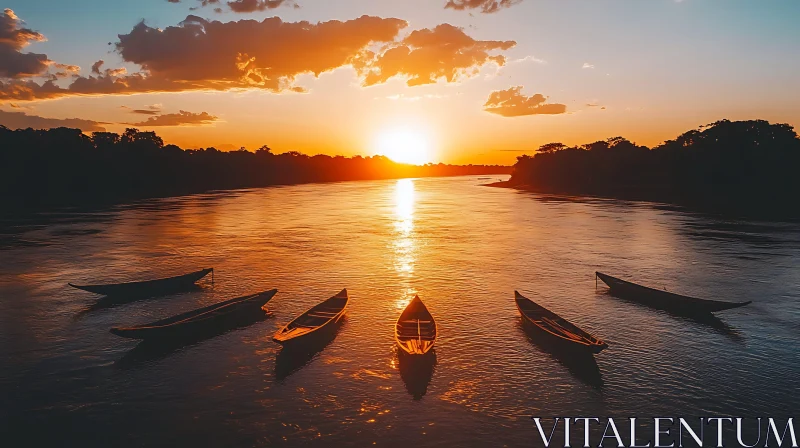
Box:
0 126 510 210
505 119 800 218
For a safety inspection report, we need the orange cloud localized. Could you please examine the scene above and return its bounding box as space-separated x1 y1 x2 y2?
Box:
0 15 406 101
0 109 106 132
0 9 50 78
483 86 567 117
0 16 517 102
358 24 515 86
444 0 522 13
127 110 218 126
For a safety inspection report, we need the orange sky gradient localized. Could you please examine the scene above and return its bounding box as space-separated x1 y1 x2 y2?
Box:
1 1 799 164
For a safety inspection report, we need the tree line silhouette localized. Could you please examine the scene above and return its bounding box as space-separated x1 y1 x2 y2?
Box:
506 119 800 218
0 126 510 210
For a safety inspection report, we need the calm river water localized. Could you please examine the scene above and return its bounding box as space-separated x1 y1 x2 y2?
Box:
1 176 799 447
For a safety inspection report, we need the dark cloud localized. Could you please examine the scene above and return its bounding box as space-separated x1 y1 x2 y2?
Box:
91 60 104 74
227 0 297 13
0 109 106 132
121 105 161 115
0 9 51 78
357 23 515 86
190 0 221 11
121 103 162 114
0 16 516 101
127 110 218 126
169 0 296 14
483 86 567 117
444 0 522 13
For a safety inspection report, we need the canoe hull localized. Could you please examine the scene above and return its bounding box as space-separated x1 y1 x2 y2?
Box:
395 295 437 356
596 272 751 315
273 289 349 345
110 289 276 340
71 268 213 297
274 312 345 348
515 292 607 354
519 316 605 354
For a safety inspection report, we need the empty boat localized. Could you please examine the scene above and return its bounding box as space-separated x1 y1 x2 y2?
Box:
515 291 607 354
110 288 276 340
273 289 349 345
396 295 437 355
70 268 213 297
596 272 751 315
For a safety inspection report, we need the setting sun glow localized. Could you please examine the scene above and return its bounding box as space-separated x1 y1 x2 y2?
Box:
376 129 432 165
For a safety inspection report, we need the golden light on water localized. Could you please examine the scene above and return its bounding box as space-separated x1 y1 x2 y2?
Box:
393 178 415 235
392 179 417 310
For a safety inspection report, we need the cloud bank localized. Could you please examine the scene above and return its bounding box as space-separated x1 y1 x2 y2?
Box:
0 9 51 78
0 109 106 132
0 14 516 102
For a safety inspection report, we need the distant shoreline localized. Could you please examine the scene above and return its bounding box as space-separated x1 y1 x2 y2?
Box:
0 126 511 214
484 180 800 221
493 120 800 222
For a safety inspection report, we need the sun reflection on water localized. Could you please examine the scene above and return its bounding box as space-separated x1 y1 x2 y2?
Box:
392 179 417 310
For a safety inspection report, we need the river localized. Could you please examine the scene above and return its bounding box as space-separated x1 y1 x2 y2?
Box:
1 175 798 447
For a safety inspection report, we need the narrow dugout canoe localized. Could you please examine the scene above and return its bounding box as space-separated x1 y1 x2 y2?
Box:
273 289 349 345
110 288 276 340
396 295 437 355
596 272 751 314
70 268 213 296
515 291 607 354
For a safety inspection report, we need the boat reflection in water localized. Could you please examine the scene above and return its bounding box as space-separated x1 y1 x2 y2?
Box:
116 310 271 369
396 348 437 400
595 288 745 342
79 285 206 315
517 320 603 390
274 317 345 381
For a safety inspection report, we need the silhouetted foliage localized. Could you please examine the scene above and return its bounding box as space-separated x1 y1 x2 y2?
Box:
0 127 510 210
508 120 800 217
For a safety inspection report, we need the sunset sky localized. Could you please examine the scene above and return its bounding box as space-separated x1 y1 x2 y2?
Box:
1 0 798 164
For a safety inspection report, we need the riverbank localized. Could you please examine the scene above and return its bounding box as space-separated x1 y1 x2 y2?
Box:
485 180 800 221
496 120 800 221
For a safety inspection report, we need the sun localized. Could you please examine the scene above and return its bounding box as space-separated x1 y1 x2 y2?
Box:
375 128 433 165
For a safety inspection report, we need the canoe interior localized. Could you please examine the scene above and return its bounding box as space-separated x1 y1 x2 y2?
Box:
515 291 607 353
595 272 751 314
273 289 349 343
70 268 213 296
395 295 437 355
110 288 277 339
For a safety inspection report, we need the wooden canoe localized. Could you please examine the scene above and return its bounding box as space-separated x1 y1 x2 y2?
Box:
395 295 437 355
110 288 276 340
596 272 751 314
273 289 348 345
70 268 213 296
515 291 608 354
